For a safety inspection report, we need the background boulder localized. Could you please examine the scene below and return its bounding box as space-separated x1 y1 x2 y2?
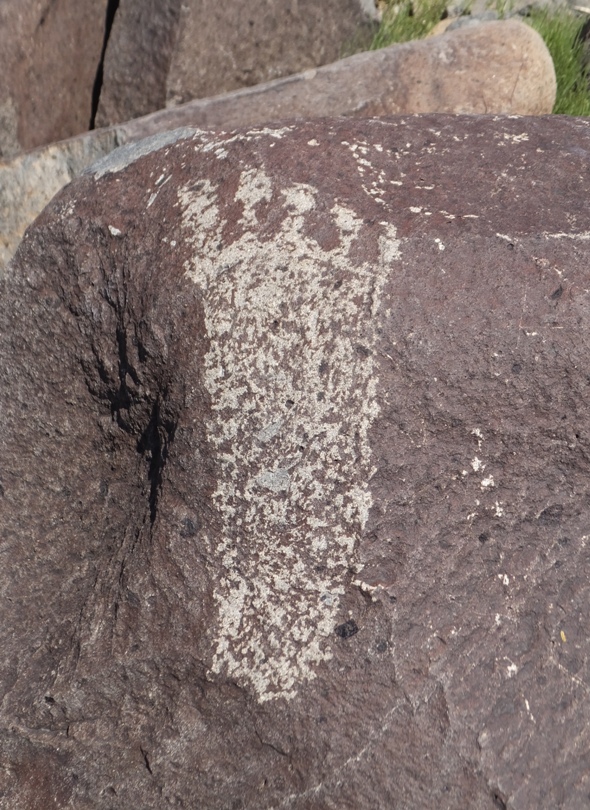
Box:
94 0 379 127
2 115 590 808
0 0 377 158
0 0 109 158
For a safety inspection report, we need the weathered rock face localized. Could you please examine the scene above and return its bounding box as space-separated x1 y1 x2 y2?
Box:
95 0 379 128
0 0 109 157
2 115 590 808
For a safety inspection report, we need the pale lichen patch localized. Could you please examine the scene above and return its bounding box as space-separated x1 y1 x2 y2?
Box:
471 457 484 472
502 133 529 144
179 156 401 702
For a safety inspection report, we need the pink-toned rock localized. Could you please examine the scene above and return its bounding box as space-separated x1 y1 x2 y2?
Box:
0 0 109 157
95 0 379 127
121 20 555 138
2 114 590 808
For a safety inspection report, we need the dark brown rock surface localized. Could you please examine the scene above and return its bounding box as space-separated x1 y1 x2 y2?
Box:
2 115 590 808
0 0 109 157
95 0 378 128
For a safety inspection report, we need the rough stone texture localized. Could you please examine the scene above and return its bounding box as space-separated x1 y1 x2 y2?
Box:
2 114 590 808
0 19 555 278
0 0 109 158
95 0 379 128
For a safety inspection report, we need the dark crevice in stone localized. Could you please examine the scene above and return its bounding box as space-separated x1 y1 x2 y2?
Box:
254 729 289 758
140 747 153 776
110 325 137 430
107 324 177 525
137 395 177 525
38 0 59 29
492 790 507 810
90 0 120 130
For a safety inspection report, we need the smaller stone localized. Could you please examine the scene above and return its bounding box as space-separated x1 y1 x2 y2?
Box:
445 11 500 32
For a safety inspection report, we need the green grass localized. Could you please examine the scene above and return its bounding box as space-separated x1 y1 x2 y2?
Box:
370 1 590 115
526 6 590 114
370 1 448 48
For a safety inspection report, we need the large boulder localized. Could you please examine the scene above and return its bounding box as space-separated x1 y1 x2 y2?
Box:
95 0 379 128
2 114 590 808
0 0 109 158
0 19 555 278
121 19 555 134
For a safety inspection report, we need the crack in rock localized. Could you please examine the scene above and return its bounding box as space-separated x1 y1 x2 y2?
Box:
90 0 121 130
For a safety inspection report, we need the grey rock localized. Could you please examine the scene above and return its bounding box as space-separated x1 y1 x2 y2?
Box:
85 127 197 178
2 114 590 808
0 98 19 161
0 129 120 273
446 0 574 14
